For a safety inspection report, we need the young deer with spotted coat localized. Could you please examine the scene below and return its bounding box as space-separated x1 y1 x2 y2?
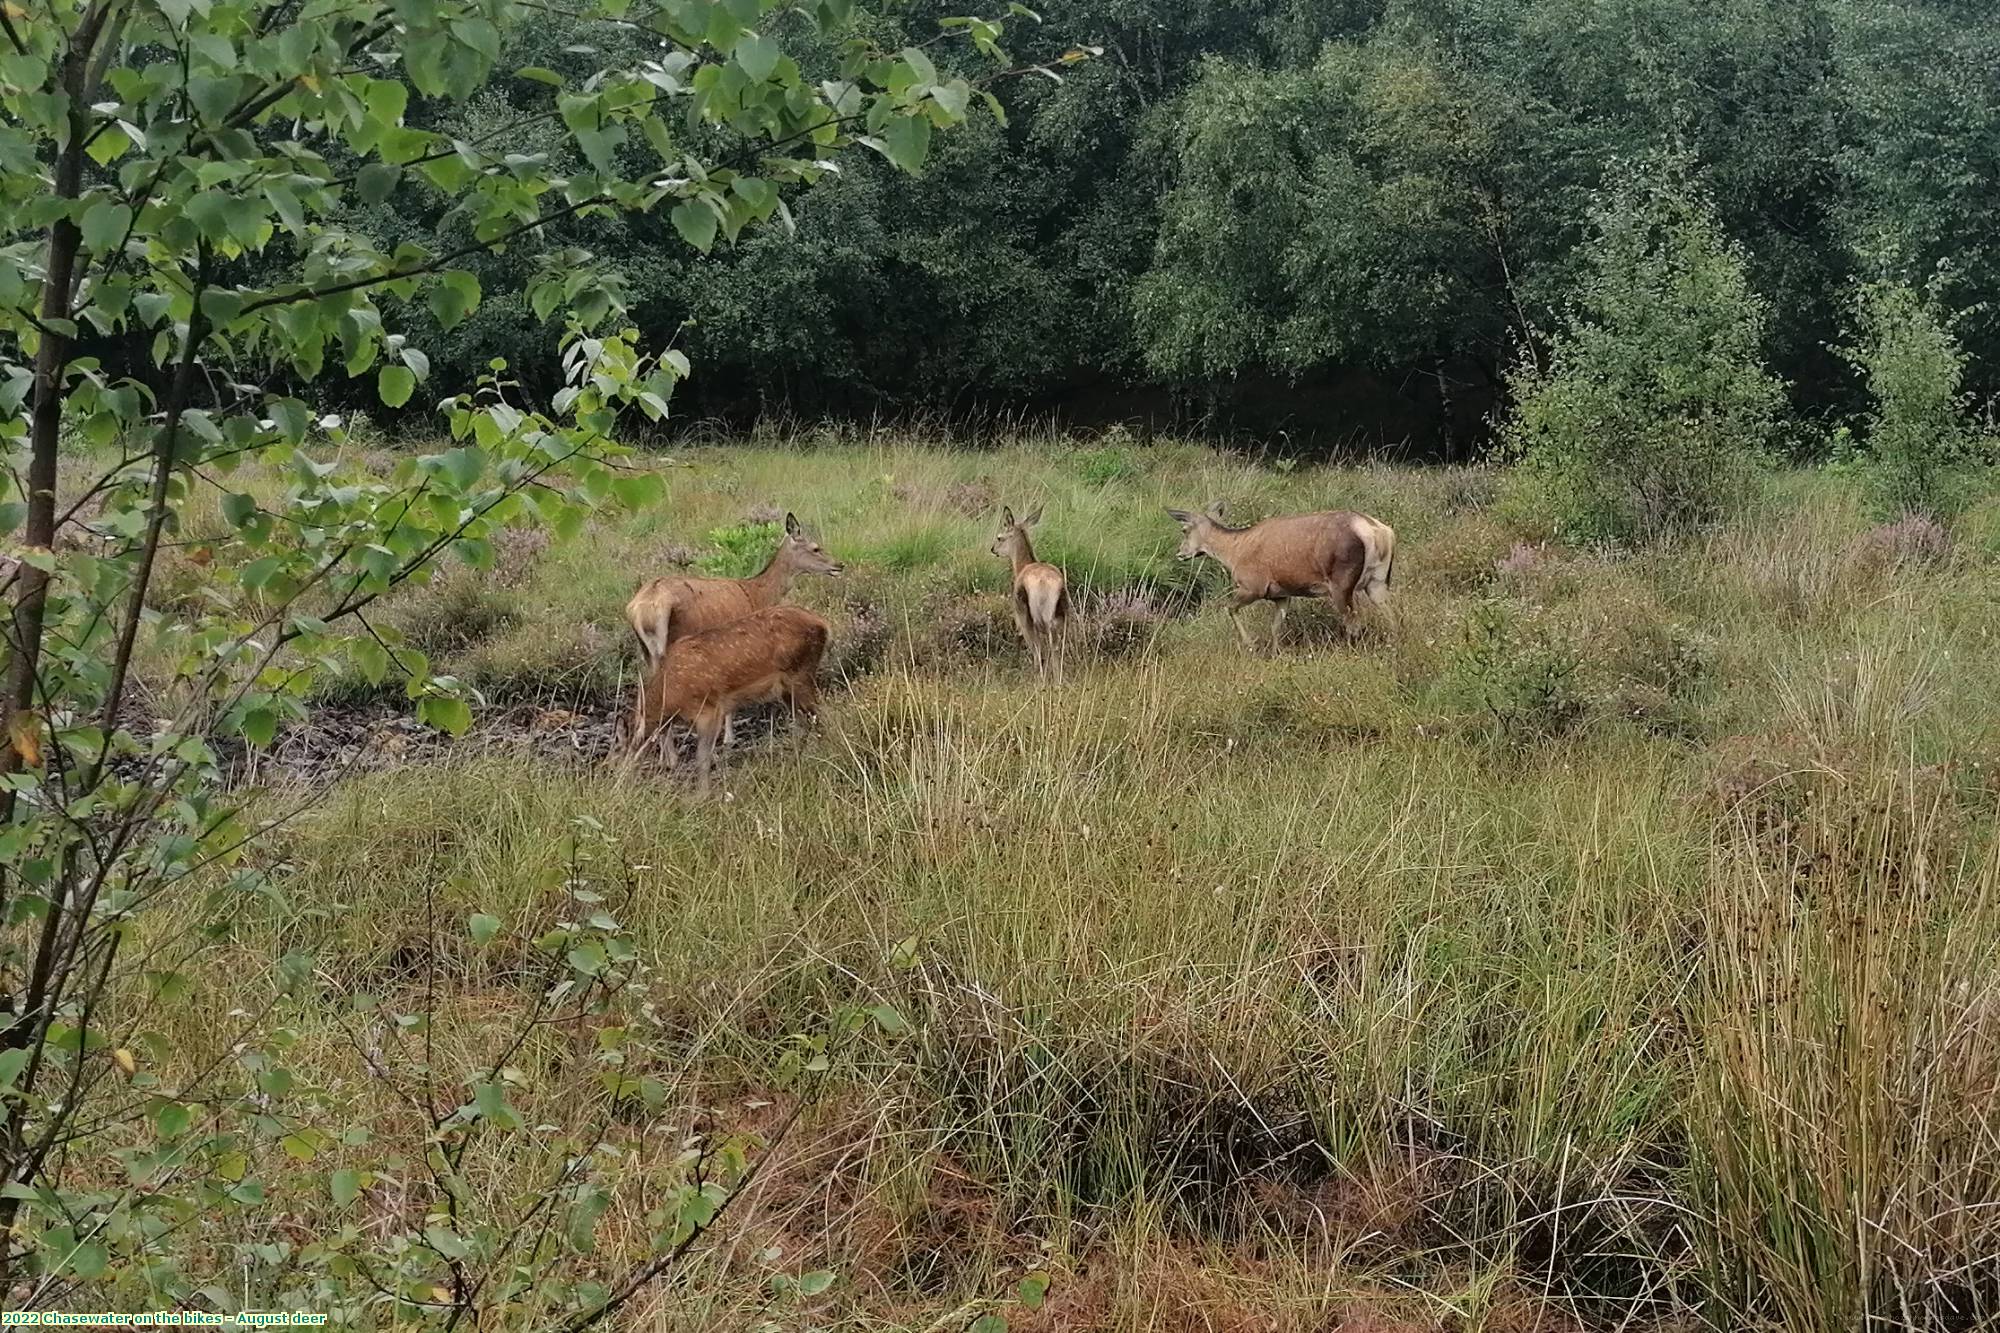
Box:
623 605 829 795
990 505 1069 681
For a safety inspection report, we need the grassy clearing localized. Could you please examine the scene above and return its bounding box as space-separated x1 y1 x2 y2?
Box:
132 435 2000 1329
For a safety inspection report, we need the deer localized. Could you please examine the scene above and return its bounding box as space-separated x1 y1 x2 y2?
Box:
622 605 830 795
990 505 1069 680
1164 501 1395 655
624 511 839 748
625 512 841 668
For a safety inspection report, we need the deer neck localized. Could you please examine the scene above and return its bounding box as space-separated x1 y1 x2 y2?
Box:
745 549 792 605
1201 523 1245 568
1008 531 1037 575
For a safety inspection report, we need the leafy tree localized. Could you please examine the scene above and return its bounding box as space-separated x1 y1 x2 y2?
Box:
0 0 1043 1315
1840 278 1993 522
1500 163 1783 544
1136 37 1524 385
1832 0 2000 402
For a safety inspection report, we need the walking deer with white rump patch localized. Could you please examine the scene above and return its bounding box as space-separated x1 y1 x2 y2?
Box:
1165 501 1395 654
623 605 829 795
990 505 1069 680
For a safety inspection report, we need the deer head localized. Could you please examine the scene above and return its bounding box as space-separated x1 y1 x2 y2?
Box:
777 512 842 577
1164 500 1228 562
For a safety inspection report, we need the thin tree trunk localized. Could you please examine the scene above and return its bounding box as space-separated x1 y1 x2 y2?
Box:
0 7 108 800
0 6 117 1292
94 259 209 750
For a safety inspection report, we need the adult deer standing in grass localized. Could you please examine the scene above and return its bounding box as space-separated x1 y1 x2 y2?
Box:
623 605 830 794
991 505 1070 681
1165 501 1395 654
625 512 840 746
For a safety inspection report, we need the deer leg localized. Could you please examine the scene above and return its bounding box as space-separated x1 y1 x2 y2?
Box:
722 714 736 748
1227 593 1261 654
691 710 723 796
1328 563 1364 641
1270 600 1289 655
786 674 820 730
1014 600 1041 677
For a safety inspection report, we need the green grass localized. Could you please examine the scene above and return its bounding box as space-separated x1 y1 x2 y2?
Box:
134 436 2000 1330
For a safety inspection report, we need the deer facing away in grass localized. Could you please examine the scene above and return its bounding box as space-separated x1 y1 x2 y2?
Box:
991 505 1069 680
624 605 829 794
1165 501 1395 654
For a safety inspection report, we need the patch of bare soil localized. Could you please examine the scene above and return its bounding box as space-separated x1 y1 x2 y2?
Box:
221 697 809 790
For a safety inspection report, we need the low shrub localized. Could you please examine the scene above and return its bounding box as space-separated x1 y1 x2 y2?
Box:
1446 600 1586 743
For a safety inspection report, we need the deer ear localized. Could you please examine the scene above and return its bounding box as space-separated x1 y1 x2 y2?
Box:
1001 506 1016 527
784 512 802 536
1023 505 1042 527
1204 500 1226 521
1165 508 1193 526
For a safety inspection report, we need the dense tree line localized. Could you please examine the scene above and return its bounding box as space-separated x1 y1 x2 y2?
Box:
335 0 2000 454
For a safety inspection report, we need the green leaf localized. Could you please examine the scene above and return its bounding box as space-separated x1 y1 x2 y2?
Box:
428 270 481 331
1017 1272 1050 1309
900 45 937 87
81 200 131 253
349 635 389 685
240 555 283 589
70 1242 108 1280
154 1101 193 1140
378 365 415 408
735 32 779 82
455 16 501 62
567 1185 612 1253
611 471 667 509
671 200 717 253
240 707 278 748
468 912 502 945
366 78 409 126
419 696 472 737
270 398 310 444
0 1047 29 1090
199 288 245 326
968 1317 1008 1333
356 162 402 206
440 445 485 489
799 1270 836 1297
516 65 563 86
883 112 931 174
188 75 238 124
472 1082 511 1122
330 1168 362 1206
262 180 306 233
732 175 776 214
221 492 259 528
931 79 969 120
85 124 131 166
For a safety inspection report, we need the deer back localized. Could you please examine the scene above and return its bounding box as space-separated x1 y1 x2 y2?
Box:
1219 511 1371 594
641 607 830 727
